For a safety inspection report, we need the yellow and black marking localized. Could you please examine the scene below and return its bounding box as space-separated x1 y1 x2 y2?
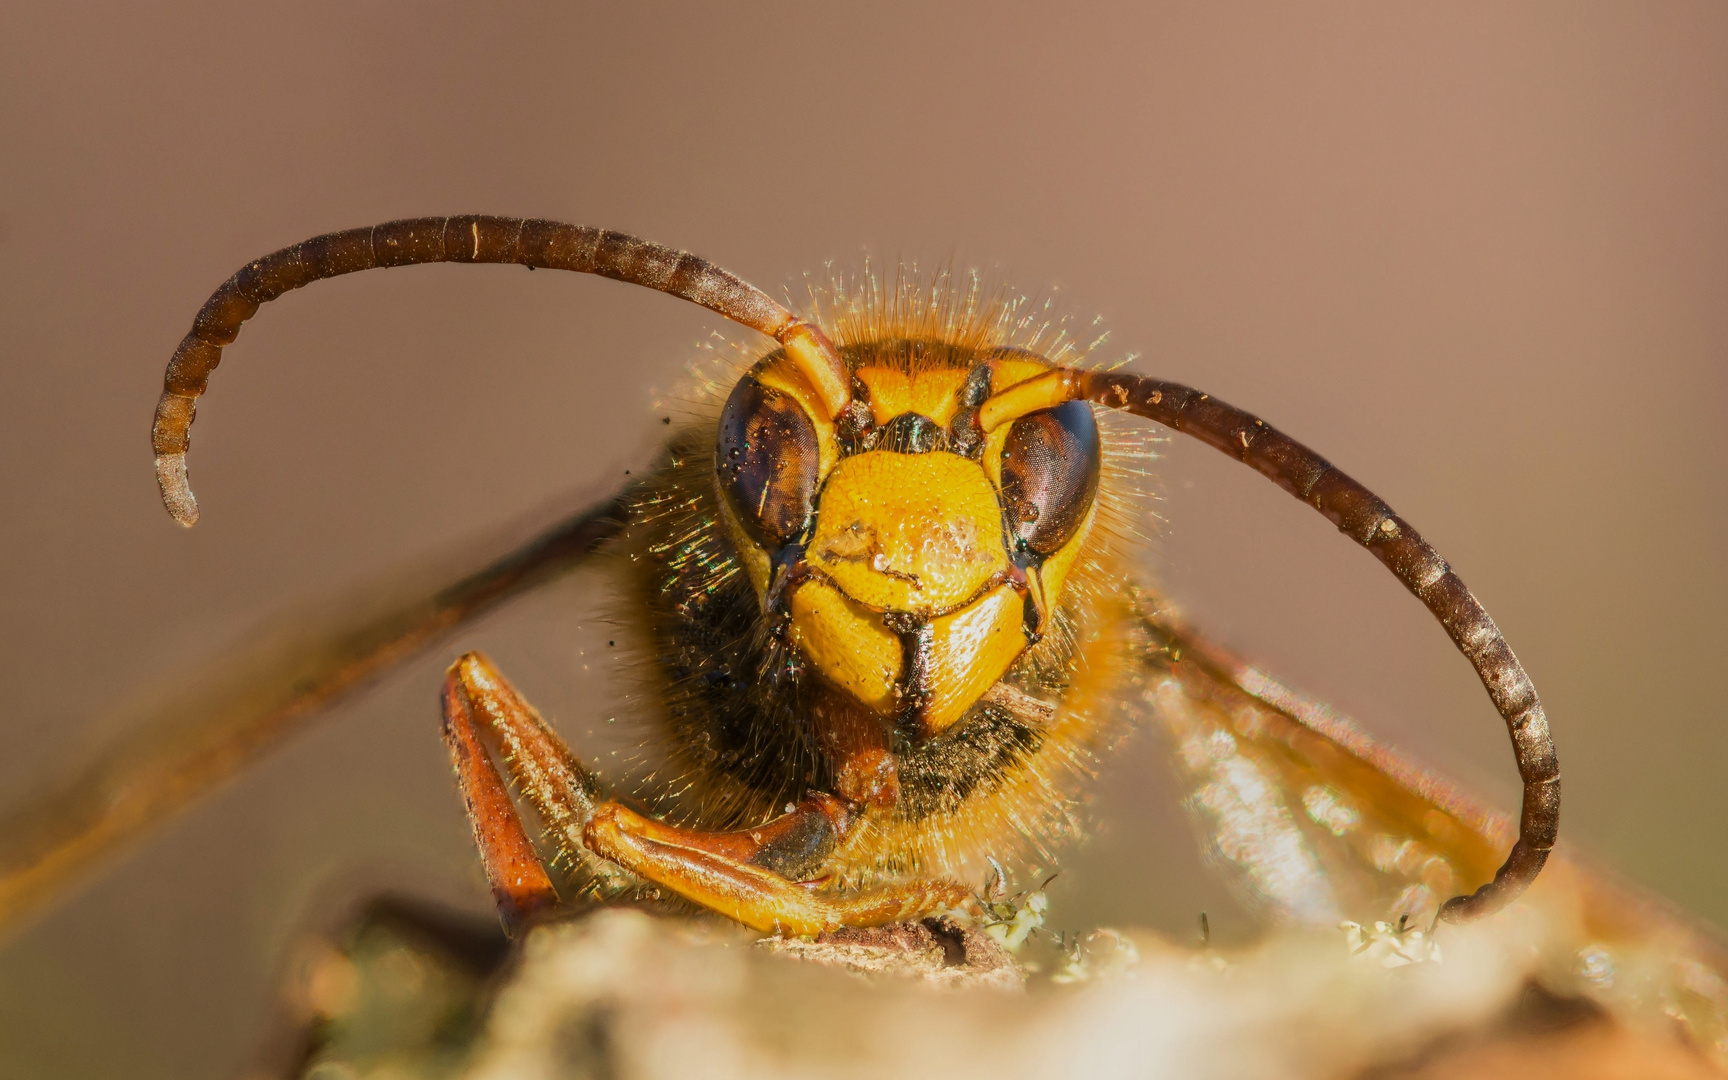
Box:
616 272 1154 891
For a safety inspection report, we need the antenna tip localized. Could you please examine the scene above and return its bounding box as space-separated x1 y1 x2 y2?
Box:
155 453 200 527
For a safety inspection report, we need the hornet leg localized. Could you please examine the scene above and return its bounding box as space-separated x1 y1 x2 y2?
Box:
443 652 974 937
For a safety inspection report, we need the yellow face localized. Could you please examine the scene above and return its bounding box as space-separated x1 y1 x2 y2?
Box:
714 348 1104 742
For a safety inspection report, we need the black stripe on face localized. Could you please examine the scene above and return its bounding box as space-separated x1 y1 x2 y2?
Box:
883 612 934 741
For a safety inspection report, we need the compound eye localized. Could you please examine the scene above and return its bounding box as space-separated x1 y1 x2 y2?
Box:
999 400 1101 559
716 376 820 549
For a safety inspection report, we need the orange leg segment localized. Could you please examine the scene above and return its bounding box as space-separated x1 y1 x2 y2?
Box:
585 802 976 936
442 654 638 905
442 652 976 937
440 670 559 935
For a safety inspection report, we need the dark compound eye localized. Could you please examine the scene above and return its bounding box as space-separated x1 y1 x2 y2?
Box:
999 400 1102 560
716 376 820 549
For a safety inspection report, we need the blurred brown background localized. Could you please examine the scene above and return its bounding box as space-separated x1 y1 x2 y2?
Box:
1 2 1724 1076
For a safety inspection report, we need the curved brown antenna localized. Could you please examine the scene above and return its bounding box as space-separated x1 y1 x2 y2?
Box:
981 367 1558 922
152 216 850 525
